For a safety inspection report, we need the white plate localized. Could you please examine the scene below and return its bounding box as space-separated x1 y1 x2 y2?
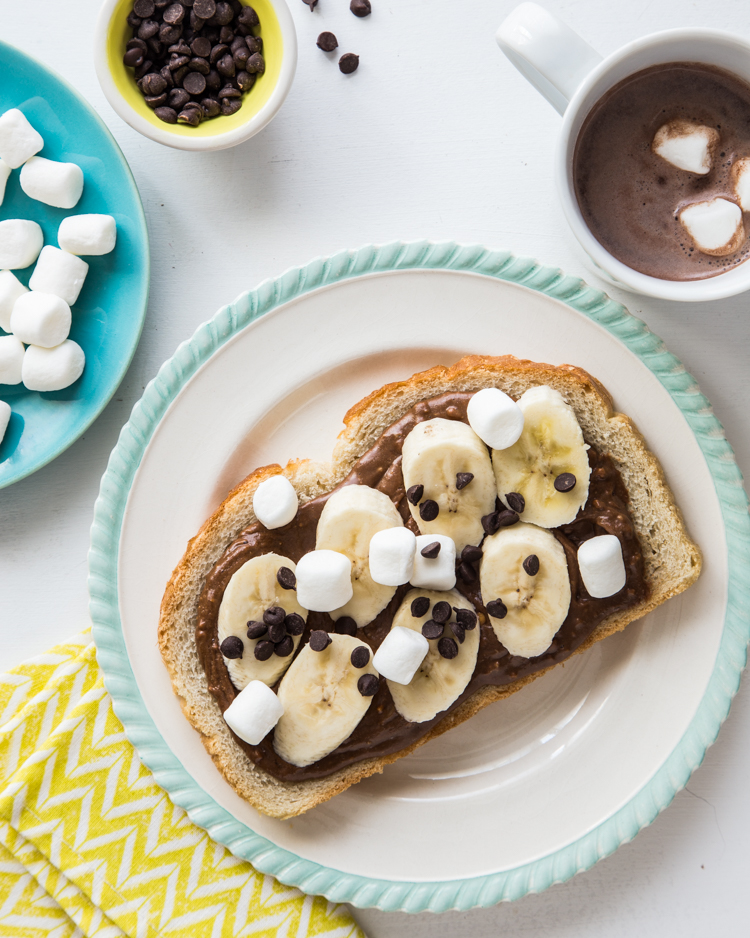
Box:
116 267 721 883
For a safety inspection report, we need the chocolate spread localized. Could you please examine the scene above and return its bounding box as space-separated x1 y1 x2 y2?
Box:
195 392 648 782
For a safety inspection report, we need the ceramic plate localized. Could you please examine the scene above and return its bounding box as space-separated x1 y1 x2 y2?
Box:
0 39 149 488
90 242 750 911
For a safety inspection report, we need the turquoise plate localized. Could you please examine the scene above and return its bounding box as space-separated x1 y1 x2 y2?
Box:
90 242 750 911
0 39 149 488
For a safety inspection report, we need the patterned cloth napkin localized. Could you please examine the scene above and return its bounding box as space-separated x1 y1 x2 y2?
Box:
0 630 365 938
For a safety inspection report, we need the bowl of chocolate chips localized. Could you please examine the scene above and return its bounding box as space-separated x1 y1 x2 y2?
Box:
95 0 296 150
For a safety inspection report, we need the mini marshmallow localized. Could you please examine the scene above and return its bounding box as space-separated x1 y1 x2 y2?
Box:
0 219 43 270
731 157 750 212
578 535 626 598
22 339 85 392
0 109 43 169
372 626 429 685
0 160 10 206
0 400 10 445
29 247 88 305
467 387 524 450
369 526 417 586
223 679 284 745
410 534 457 591
253 474 299 529
679 198 744 256
58 214 117 256
10 292 71 349
295 549 353 611
0 270 28 332
20 156 84 210
0 335 25 385
652 120 718 175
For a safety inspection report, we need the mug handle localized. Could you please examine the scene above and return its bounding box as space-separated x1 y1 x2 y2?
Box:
496 2 603 115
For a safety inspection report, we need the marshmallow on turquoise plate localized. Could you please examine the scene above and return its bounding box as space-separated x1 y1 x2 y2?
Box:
252 474 298 529
0 109 43 169
20 156 84 210
577 535 626 598
223 680 284 745
369 526 417 586
0 400 10 445
372 626 429 685
58 214 117 256
0 335 24 385
10 292 71 349
22 339 85 392
467 387 524 450
29 247 88 306
0 220 43 270
295 549 352 611
0 270 28 332
410 534 456 591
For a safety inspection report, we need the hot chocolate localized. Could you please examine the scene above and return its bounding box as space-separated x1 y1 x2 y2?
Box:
573 63 750 281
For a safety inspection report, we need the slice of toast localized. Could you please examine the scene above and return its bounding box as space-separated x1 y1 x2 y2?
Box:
159 355 701 819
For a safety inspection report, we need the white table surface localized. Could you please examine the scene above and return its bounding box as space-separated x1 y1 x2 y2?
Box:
2 0 749 934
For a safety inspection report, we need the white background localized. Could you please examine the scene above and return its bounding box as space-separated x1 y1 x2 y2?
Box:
1 0 748 935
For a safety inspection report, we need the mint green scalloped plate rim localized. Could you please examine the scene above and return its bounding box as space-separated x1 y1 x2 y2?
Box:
88 240 750 912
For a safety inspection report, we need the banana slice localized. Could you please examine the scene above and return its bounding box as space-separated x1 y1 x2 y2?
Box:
480 522 570 658
218 553 307 689
401 418 497 554
492 386 590 528
386 588 479 723
316 484 403 626
273 633 378 766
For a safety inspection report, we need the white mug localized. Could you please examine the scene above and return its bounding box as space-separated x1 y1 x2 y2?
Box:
497 2 750 301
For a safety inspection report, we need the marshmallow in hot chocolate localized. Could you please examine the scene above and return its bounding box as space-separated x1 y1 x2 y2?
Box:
652 120 718 175
679 198 744 256
731 157 750 211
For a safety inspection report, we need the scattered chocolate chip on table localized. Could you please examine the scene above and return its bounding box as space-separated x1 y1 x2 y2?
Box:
350 0 371 16
339 52 359 74
316 31 338 52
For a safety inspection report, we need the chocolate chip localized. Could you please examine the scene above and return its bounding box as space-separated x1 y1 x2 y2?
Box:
238 4 259 25
138 19 160 39
206 69 221 91
183 70 207 94
450 621 465 644
457 562 476 583
254 639 274 661
482 511 501 536
486 599 508 619
147 37 164 57
221 98 241 115
246 52 265 73
419 499 439 521
236 71 255 92
189 56 210 74
420 540 441 559
350 0 371 14
301 0 318 10
142 71 167 95
523 554 540 576
406 484 424 506
554 473 577 492
169 87 191 108
505 492 525 514
263 606 286 627
334 616 358 636
497 509 520 528
461 544 483 564
169 54 190 70
351 645 370 668
191 35 212 56
317 31 338 51
432 600 451 623
209 42 228 63
155 105 178 122
124 47 145 67
284 612 305 635
193 0 215 17
127 37 148 51
339 53 359 74
190 10 205 29
274 635 294 657
127 12 143 28
134 0 156 14
357 673 378 696
309 630 332 651
220 635 243 658
246 620 267 639
456 472 474 490
410 596 430 618
134 58 154 80
163 3 186 24
438 636 458 659
233 46 250 69
453 607 477 630
277 566 296 590
215 0 234 24
217 53 235 76
160 23 182 43
421 620 443 640
144 91 168 107
267 621 286 643
177 105 201 124
160 65 174 85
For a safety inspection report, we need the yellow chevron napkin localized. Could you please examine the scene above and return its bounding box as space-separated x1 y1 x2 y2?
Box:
0 631 365 938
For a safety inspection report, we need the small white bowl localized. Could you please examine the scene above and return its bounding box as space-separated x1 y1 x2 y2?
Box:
94 0 297 151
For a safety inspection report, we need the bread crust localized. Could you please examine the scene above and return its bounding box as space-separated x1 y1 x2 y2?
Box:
158 356 702 819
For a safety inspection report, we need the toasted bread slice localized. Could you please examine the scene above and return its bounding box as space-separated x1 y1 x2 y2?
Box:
159 355 701 819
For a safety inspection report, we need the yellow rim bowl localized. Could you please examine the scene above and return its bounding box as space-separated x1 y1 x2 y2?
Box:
95 0 297 151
